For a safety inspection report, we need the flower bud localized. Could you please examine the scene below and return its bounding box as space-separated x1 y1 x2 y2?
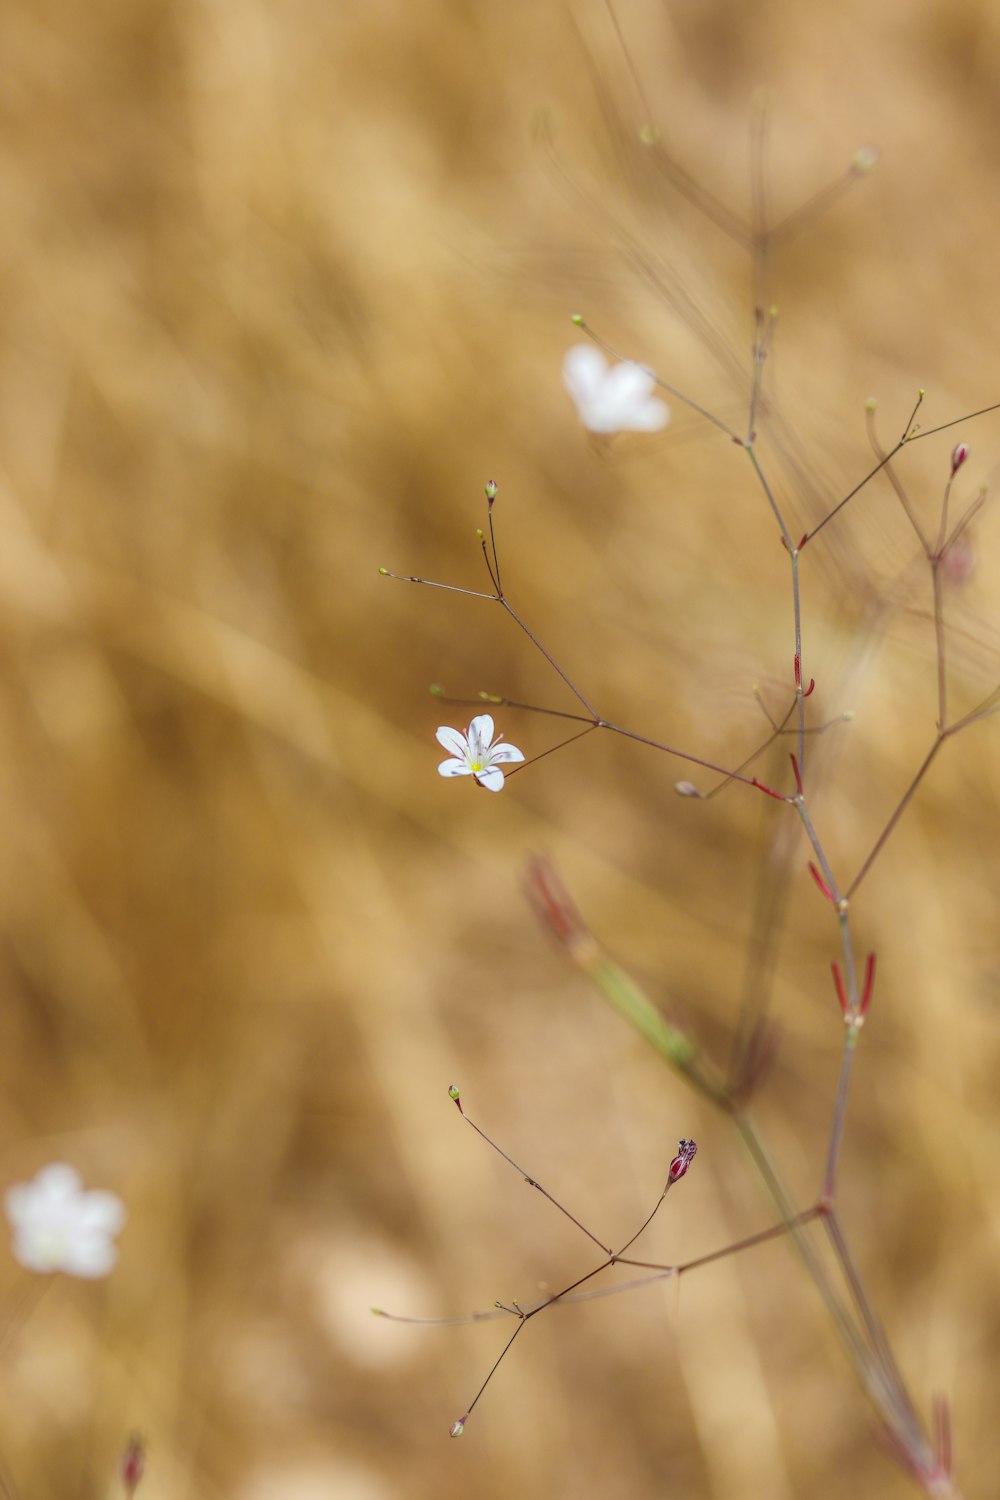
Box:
667 1138 698 1184
120 1435 145 1498
950 442 970 476
484 479 498 503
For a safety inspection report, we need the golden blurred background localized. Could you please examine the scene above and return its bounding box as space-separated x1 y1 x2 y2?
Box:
0 0 998 1496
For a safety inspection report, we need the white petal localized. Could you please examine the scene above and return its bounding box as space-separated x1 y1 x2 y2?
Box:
438 758 472 778
10 1229 61 1273
600 363 669 433
562 345 607 410
488 742 524 764
467 714 494 748
435 725 468 758
32 1164 82 1205
5 1165 79 1230
76 1191 127 1236
61 1235 119 1278
630 397 670 432
476 768 506 791
3 1185 31 1228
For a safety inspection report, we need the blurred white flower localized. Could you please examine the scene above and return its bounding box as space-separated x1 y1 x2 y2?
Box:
436 714 524 792
5 1164 126 1277
562 345 669 434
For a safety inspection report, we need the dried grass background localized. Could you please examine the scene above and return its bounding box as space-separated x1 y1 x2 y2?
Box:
1 1 999 1497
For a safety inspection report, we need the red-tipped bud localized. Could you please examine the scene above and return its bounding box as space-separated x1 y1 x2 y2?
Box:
950 443 969 477
808 862 835 902
484 479 498 504
667 1138 698 1184
523 856 592 954
752 777 787 801
830 960 848 1017
120 1435 145 1498
860 952 877 1018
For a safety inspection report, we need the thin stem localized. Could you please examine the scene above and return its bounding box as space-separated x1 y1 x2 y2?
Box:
845 736 944 898
479 535 500 595
733 1114 885 1382
793 796 842 905
822 1209 920 1430
637 1205 821 1278
790 545 805 772
948 683 1000 732
434 694 598 728
600 720 788 796
460 1319 529 1421
507 723 600 773
498 598 600 718
932 562 947 730
747 306 770 444
769 161 872 245
453 1097 612 1255
744 443 793 547
907 398 1000 441
616 1205 668 1264
805 399 921 544
866 404 930 551
702 703 792 800
380 570 499 602
943 487 987 553
820 1027 858 1204
487 508 503 598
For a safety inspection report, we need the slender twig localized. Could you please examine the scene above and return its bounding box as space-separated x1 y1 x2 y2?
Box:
846 737 945 898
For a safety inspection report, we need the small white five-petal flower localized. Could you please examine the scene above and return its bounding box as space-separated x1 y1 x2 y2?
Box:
4 1163 126 1278
562 345 669 434
436 714 524 793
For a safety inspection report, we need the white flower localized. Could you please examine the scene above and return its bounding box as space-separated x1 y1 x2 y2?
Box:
436 714 524 793
4 1164 126 1278
562 345 669 434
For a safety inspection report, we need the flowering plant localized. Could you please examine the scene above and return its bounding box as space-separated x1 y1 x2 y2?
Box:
562 345 669 434
436 714 524 792
4 1164 126 1278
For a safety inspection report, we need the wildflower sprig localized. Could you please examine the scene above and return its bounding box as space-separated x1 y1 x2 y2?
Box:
376 1088 717 1439
435 715 524 792
380 485 792 800
379 125 1000 1496
4 1164 126 1279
